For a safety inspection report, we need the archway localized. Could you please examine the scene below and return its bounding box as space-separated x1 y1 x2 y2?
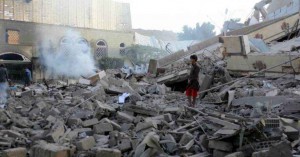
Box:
0 52 31 61
0 52 32 82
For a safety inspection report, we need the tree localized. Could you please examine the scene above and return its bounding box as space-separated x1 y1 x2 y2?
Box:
178 22 216 41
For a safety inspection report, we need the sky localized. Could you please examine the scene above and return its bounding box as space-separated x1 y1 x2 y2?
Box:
117 0 261 33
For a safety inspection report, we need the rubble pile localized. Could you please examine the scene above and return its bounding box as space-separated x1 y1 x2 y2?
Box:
1 69 300 157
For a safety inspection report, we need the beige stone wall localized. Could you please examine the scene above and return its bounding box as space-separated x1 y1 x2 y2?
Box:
0 0 131 31
0 19 134 59
0 19 134 81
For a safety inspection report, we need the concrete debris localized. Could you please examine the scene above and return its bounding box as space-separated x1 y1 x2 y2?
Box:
1 147 27 157
76 136 96 151
0 69 300 157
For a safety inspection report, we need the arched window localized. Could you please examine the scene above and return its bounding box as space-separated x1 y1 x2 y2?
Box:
59 37 90 54
0 52 30 61
77 38 89 53
60 37 72 45
120 43 126 55
95 40 108 59
60 36 72 55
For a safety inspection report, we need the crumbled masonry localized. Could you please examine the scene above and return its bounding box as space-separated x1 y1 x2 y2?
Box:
1 68 300 157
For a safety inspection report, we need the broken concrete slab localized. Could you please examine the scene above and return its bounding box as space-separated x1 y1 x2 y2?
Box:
31 142 71 157
76 136 96 151
2 147 27 157
232 96 288 107
45 121 65 143
199 74 214 99
209 140 233 152
283 125 299 141
101 118 121 131
225 152 244 157
252 150 269 157
93 123 113 134
82 118 99 127
118 138 132 152
89 71 106 84
116 112 134 123
96 148 121 157
268 141 293 157
135 121 157 132
213 149 230 157
78 78 91 85
179 132 194 146
124 105 158 116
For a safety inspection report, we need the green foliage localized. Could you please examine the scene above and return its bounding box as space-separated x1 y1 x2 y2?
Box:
98 57 124 70
124 45 168 64
178 22 216 41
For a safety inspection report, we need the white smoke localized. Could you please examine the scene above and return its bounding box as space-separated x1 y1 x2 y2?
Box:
40 30 96 78
0 82 8 108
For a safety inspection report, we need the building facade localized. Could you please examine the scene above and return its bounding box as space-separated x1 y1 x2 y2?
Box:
0 0 134 81
0 20 134 81
0 0 132 31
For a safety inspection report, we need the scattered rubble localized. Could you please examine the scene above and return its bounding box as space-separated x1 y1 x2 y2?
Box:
1 65 300 157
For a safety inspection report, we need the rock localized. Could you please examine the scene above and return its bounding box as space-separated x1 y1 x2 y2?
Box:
76 136 96 151
96 148 121 157
93 123 113 134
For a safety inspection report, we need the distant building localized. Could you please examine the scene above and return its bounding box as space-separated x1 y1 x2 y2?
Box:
0 0 132 31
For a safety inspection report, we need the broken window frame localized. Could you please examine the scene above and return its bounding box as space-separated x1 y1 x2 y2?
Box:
95 40 108 59
120 43 126 55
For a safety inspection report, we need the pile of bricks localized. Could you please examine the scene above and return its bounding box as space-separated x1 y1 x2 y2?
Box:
0 69 300 157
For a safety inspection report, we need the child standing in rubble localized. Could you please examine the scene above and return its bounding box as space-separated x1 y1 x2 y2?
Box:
186 55 200 107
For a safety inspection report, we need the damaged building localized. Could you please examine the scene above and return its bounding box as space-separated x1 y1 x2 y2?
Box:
0 0 133 82
3 0 300 157
154 1 300 88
